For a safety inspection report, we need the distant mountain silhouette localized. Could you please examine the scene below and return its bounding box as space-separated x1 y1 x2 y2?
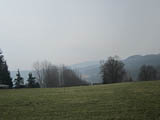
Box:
71 61 102 84
124 54 160 70
71 54 160 83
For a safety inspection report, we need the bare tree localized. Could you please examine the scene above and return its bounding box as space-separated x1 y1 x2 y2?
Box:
156 66 160 80
33 61 87 88
45 65 59 88
33 61 54 88
33 61 44 88
138 65 157 81
100 56 126 84
61 66 87 87
123 71 133 82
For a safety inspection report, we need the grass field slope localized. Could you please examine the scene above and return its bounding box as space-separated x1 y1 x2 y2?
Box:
0 81 160 120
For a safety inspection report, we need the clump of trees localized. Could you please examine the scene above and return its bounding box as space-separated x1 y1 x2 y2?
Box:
0 50 33 89
14 70 40 88
0 50 13 88
33 61 88 88
100 56 160 84
100 56 126 84
33 61 59 88
156 66 160 80
61 66 85 87
138 65 157 81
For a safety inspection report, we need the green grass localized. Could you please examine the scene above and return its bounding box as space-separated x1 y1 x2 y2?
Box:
0 81 160 120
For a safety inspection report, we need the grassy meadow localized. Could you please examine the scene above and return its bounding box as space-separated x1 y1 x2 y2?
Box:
0 81 160 120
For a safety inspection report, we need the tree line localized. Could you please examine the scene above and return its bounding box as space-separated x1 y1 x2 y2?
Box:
0 50 87 88
100 56 160 84
33 61 88 88
0 49 160 89
14 69 40 88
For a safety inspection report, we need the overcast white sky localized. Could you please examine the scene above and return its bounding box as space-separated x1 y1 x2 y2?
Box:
0 0 160 70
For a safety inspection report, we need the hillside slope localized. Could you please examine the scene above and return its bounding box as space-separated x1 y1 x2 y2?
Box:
0 80 160 120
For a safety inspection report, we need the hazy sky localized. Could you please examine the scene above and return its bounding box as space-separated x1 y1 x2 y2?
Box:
0 0 160 70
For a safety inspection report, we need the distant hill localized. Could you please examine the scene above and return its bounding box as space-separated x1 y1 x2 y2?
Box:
71 61 102 84
71 54 160 83
124 54 160 80
124 54 160 70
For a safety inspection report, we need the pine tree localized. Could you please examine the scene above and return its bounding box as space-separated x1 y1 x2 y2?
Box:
0 50 13 88
27 73 39 88
14 69 24 88
2 62 13 88
0 52 4 84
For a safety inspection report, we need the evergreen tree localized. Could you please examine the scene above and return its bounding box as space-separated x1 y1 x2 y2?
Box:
14 69 24 88
2 62 13 88
0 52 4 84
27 72 39 88
0 50 13 88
